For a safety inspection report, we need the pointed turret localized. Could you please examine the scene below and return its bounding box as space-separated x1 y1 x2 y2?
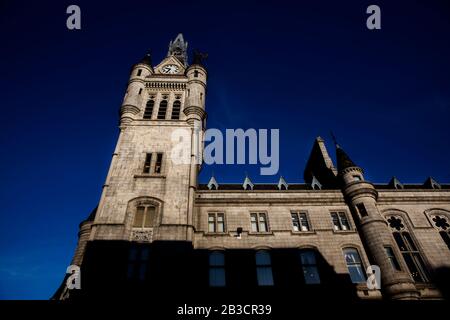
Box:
336 145 358 172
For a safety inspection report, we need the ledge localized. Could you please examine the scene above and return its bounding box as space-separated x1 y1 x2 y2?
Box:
133 174 166 179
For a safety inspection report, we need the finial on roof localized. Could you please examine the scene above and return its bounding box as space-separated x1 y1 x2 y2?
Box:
243 174 254 190
207 174 219 190
278 176 288 190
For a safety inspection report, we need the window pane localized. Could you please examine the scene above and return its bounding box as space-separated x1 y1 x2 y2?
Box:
143 153 152 173
259 213 267 232
356 203 368 217
140 247 150 261
291 213 300 231
348 265 366 283
209 268 225 287
344 249 361 264
299 213 310 231
256 251 271 266
157 100 168 119
385 247 401 271
154 153 163 173
251 214 258 232
257 267 274 286
171 101 181 120
339 212 350 230
402 232 417 251
331 213 340 230
402 253 424 282
343 248 366 283
300 250 316 265
144 206 155 227
393 232 407 251
143 100 154 119
303 266 321 284
217 221 224 233
139 263 147 281
209 252 225 266
439 231 450 250
134 207 145 227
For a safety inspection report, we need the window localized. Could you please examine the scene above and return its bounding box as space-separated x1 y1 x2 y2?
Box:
194 70 199 77
251 213 268 232
143 100 154 119
356 203 368 217
299 250 320 284
171 100 181 119
143 153 152 174
353 175 362 181
154 153 163 174
127 245 149 281
331 212 351 231
343 248 366 283
208 213 225 233
157 100 168 119
431 216 450 250
138 88 142 95
133 205 156 228
291 212 310 231
137 69 142 76
387 216 429 282
385 246 401 271
209 251 225 287
256 251 274 286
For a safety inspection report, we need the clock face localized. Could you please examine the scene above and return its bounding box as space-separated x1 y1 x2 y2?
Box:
161 64 179 74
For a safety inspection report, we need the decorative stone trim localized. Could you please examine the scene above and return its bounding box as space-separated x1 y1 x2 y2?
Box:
131 228 153 243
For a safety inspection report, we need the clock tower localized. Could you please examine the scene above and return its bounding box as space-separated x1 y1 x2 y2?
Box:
89 33 207 245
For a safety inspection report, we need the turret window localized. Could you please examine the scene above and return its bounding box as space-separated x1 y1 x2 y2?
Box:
355 203 368 217
157 100 168 119
137 69 142 76
194 70 199 77
143 100 154 119
171 100 181 119
331 212 351 231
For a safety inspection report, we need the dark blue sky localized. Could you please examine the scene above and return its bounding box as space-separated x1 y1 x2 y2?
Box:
1 0 449 299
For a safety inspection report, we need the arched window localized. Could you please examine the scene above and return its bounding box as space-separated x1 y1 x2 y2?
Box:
209 251 225 287
299 249 320 284
171 100 181 119
157 100 168 119
133 205 156 228
387 216 429 282
343 248 366 283
255 250 274 286
143 100 154 119
431 215 450 250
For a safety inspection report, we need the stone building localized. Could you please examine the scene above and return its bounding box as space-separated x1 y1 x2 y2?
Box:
54 34 450 301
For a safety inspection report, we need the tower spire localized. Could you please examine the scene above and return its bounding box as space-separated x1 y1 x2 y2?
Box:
167 33 188 66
